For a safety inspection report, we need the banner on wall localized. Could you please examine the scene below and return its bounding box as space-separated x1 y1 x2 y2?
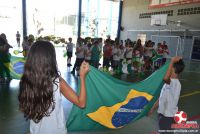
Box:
149 0 200 8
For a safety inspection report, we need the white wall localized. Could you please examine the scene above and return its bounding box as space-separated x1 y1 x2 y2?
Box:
121 0 200 40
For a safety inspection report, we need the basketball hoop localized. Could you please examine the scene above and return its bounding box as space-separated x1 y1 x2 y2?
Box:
151 14 167 26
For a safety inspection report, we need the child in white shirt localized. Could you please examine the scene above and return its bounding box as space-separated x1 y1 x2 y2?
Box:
149 56 185 133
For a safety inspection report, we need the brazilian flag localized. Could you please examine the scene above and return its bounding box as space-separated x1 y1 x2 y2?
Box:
0 54 25 80
67 62 169 131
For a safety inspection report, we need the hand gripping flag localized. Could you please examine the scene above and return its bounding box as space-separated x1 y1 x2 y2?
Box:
0 54 25 79
67 62 169 131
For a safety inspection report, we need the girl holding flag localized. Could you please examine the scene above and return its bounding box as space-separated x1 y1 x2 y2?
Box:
18 41 89 134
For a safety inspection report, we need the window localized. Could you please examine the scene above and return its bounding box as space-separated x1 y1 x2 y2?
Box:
27 0 79 41
0 0 22 46
81 0 119 39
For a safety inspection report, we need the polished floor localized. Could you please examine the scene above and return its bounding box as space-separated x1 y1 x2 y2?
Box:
0 47 200 134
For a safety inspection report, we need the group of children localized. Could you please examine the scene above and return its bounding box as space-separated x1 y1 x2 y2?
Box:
0 33 185 133
102 38 169 74
66 36 169 75
66 37 103 75
17 39 184 134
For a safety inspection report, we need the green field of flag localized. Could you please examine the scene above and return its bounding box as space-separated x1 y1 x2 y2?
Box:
67 62 169 131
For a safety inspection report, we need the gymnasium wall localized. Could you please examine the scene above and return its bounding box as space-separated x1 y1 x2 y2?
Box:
120 0 200 60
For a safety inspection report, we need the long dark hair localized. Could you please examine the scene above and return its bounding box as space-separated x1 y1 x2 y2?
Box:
18 41 60 123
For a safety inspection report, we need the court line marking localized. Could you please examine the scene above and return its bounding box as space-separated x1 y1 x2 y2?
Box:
183 71 200 74
180 91 200 121
180 91 200 99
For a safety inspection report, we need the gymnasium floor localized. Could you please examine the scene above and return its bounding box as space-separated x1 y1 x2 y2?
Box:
0 47 200 134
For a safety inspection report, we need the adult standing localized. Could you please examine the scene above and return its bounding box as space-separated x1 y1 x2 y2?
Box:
16 31 21 47
0 33 12 82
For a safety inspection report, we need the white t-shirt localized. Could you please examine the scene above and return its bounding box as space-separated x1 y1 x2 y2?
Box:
158 79 181 117
112 47 121 61
125 47 133 59
66 42 74 52
163 48 169 58
30 78 67 134
144 46 153 57
85 47 92 60
120 48 125 60
76 46 84 59
134 50 140 58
